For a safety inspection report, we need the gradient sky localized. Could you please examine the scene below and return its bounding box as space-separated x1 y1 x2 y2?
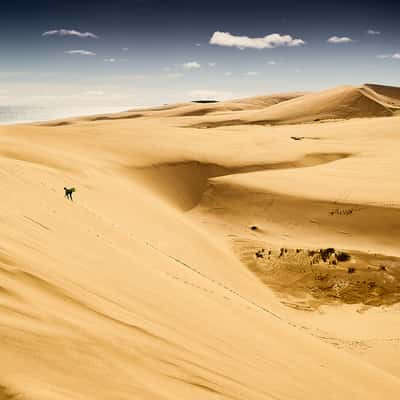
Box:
1 0 399 113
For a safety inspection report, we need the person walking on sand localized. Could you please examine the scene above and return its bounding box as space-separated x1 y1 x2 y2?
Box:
64 187 75 201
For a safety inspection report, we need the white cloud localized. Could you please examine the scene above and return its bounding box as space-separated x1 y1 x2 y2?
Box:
224 72 233 76
243 71 259 76
183 61 201 69
65 50 96 56
367 29 381 35
327 36 353 43
208 62 216 67
167 73 184 78
189 89 233 100
209 31 306 49
195 43 201 47
104 58 116 62
267 61 276 65
377 53 400 59
42 29 98 38
122 47 129 51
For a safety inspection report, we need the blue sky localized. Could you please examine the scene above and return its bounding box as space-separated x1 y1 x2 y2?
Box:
0 0 399 112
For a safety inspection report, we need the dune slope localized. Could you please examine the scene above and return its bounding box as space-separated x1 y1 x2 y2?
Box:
1 84 400 399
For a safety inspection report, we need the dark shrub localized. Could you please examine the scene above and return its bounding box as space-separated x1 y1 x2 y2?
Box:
320 248 335 262
337 252 351 262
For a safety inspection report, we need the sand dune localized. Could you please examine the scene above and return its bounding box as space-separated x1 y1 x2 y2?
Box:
146 92 307 117
188 84 400 128
1 84 400 399
38 84 399 128
38 92 305 126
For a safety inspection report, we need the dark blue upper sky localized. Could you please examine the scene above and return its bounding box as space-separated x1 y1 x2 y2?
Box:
1 0 399 112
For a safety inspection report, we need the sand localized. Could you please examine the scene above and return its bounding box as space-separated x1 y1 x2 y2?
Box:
1 83 400 399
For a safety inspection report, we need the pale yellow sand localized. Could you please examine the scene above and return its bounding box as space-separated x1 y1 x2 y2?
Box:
1 84 400 399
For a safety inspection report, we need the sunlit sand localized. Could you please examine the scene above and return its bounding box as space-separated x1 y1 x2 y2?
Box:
1 84 400 399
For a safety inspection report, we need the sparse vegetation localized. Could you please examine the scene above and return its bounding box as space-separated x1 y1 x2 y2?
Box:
320 248 335 262
238 244 400 308
337 251 351 262
255 249 265 258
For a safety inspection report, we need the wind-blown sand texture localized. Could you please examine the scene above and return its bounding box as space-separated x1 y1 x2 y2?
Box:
1 83 400 399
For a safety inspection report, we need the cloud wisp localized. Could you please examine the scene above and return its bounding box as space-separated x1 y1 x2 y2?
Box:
367 29 381 35
377 53 400 59
43 29 98 38
183 61 201 69
327 36 353 44
209 31 305 49
65 50 96 56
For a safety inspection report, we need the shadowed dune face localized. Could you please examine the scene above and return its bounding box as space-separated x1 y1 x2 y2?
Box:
41 121 73 127
363 84 400 108
130 153 351 210
130 162 231 210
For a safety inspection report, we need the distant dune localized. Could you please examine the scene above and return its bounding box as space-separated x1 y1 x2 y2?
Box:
1 83 400 399
188 84 400 128
39 83 400 128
